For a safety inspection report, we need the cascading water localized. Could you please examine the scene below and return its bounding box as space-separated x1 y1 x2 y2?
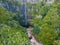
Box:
23 4 28 26
20 4 30 27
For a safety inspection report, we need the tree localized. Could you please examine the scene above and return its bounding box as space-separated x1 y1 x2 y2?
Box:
32 2 60 45
0 24 31 45
0 7 31 45
0 7 15 23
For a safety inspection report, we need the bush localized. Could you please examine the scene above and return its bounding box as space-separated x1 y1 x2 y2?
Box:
0 24 31 45
0 7 31 45
32 2 60 45
0 7 15 23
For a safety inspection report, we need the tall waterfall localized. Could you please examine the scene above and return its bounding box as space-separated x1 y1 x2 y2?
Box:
21 4 28 27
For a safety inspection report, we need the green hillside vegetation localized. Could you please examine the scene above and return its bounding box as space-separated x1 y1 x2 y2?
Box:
0 0 60 45
0 7 31 45
32 2 60 45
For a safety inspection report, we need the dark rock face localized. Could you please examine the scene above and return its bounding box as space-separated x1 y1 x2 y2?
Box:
29 36 32 39
0 0 33 28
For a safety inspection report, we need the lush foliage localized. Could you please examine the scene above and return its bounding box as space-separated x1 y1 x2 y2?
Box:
0 7 31 45
0 24 30 45
0 0 60 45
32 2 60 45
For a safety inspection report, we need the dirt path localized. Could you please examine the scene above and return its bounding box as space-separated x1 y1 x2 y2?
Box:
26 27 43 45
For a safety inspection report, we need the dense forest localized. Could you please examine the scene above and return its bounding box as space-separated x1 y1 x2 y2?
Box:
0 0 60 45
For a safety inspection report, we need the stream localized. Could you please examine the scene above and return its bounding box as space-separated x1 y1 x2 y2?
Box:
26 27 43 45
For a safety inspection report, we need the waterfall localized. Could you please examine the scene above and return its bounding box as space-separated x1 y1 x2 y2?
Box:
24 4 28 26
21 4 28 26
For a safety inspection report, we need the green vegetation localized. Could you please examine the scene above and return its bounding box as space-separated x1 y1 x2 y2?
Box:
32 2 60 45
0 24 30 45
0 0 60 45
0 7 31 45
